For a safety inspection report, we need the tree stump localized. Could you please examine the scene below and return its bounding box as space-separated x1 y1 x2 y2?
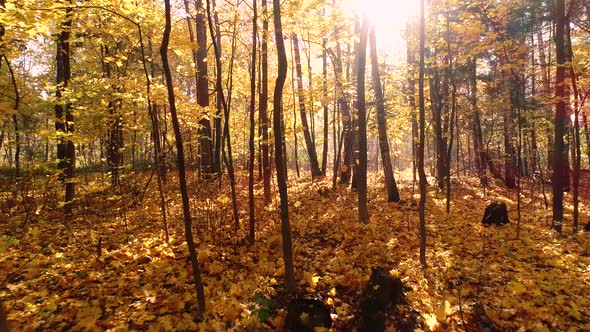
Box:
482 202 510 225
0 301 9 332
286 296 332 332
358 267 404 331
471 302 503 331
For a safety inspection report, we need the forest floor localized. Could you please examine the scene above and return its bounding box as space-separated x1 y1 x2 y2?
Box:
1 170 590 331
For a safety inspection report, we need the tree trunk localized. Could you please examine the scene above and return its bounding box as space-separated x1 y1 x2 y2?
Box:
289 41 300 178
206 0 240 230
418 0 427 268
248 0 257 244
4 56 20 179
369 26 400 203
260 0 271 204
321 41 329 176
0 300 9 332
292 32 322 178
272 0 296 293
429 65 447 190
503 75 517 189
194 0 213 177
551 0 567 232
211 0 223 175
55 5 75 214
161 0 206 316
356 17 369 223
566 22 581 233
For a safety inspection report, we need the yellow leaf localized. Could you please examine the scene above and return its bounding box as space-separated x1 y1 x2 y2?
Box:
423 313 438 330
303 271 320 288
435 300 451 321
328 287 336 296
389 269 400 278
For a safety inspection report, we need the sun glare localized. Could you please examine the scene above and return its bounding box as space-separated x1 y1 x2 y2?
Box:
342 0 420 59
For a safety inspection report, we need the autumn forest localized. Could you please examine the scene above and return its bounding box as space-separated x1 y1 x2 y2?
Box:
1 0 590 330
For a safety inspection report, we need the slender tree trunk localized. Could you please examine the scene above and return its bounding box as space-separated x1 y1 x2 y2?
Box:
429 66 447 190
260 0 271 204
552 0 567 232
290 41 300 178
418 0 427 268
567 22 581 233
193 0 213 177
406 31 418 186
55 5 75 214
369 26 400 202
535 5 554 172
583 113 590 167
292 33 322 178
206 0 239 230
161 0 205 315
321 41 329 176
211 0 223 175
356 18 369 223
329 41 353 184
342 40 355 184
248 0 257 244
272 0 295 292
4 57 20 179
445 15 456 213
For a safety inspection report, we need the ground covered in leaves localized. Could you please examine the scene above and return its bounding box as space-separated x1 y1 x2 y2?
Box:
1 171 590 331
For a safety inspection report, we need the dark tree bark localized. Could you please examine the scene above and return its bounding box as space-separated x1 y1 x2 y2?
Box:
101 45 124 187
0 300 8 332
290 41 300 178
292 32 322 178
211 0 223 175
356 18 369 223
535 5 554 171
194 0 213 177
260 0 271 205
566 22 581 233
55 5 75 213
503 76 517 189
429 64 448 190
418 0 427 268
405 26 418 186
161 0 206 316
321 40 329 176
369 26 400 203
248 0 257 244
328 40 354 184
469 58 486 184
551 0 567 232
272 0 295 292
445 14 457 214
